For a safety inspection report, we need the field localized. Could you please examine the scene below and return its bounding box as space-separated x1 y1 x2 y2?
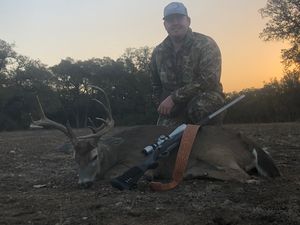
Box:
0 123 299 225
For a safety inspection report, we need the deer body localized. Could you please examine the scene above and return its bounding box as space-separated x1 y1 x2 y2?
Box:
75 125 274 187
32 86 279 188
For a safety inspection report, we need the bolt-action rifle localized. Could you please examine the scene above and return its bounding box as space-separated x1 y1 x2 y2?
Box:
111 95 245 190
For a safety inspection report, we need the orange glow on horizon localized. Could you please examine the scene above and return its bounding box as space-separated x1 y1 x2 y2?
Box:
221 41 287 93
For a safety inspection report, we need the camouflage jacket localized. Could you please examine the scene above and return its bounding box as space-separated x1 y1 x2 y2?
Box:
150 28 223 106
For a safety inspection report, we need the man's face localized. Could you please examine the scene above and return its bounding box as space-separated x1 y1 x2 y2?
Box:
164 14 190 40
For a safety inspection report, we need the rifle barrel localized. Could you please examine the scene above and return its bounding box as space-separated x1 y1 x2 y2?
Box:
208 94 245 120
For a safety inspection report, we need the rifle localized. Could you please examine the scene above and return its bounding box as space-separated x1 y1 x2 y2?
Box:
111 95 245 190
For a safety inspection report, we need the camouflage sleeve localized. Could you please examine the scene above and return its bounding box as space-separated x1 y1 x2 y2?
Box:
150 48 163 107
171 37 222 104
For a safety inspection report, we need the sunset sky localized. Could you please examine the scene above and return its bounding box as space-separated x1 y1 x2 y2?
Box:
0 0 288 92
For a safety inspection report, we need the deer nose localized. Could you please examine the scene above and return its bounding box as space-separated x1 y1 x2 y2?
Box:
79 181 94 189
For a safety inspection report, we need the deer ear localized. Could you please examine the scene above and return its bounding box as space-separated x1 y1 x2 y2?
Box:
75 141 96 155
66 121 78 145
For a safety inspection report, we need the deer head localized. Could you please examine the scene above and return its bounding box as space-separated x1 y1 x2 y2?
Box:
31 85 114 188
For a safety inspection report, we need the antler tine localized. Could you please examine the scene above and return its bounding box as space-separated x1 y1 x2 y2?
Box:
87 117 97 133
78 85 114 140
88 85 112 115
92 98 113 122
87 117 107 134
32 96 78 144
95 117 107 124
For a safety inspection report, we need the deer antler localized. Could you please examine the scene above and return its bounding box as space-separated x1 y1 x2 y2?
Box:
77 85 114 140
31 96 78 145
32 85 114 143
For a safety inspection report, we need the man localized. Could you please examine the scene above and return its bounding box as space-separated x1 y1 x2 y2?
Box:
150 2 225 126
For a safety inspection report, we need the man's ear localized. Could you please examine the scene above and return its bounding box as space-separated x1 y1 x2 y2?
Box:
163 20 167 30
187 16 191 26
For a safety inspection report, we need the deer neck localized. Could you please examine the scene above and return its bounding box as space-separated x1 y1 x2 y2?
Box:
97 137 124 177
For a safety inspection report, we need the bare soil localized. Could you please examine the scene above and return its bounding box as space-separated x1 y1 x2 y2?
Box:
0 123 299 225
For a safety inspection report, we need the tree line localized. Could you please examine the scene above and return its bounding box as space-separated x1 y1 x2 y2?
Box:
1 39 299 131
0 41 157 130
0 0 299 131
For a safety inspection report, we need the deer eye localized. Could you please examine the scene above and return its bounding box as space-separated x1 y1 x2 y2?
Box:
92 154 98 161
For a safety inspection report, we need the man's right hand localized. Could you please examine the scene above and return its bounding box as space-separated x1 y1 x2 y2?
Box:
158 95 175 115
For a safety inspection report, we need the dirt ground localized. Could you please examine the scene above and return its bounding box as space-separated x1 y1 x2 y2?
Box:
0 123 299 225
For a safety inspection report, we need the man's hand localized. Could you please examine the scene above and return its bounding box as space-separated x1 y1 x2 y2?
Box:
158 95 175 115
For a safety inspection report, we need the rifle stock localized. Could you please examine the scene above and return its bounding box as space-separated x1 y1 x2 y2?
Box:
110 166 147 190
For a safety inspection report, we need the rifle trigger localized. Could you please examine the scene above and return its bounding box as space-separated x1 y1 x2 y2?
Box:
159 151 170 158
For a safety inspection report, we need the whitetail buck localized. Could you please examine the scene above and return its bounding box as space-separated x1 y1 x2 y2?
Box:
32 86 280 188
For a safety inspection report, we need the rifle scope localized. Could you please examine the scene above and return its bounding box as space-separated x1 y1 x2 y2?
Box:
142 124 187 155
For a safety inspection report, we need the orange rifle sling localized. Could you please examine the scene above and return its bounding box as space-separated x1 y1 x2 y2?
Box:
150 124 200 191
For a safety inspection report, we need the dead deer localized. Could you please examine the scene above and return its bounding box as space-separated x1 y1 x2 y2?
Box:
32 85 280 188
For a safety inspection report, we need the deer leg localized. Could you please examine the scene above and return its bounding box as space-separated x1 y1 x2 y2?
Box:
184 160 224 180
184 160 251 182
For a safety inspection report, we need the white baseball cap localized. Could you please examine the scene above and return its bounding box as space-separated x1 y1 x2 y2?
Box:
163 2 188 19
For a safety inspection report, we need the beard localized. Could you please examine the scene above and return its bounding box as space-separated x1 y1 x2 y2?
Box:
168 26 188 42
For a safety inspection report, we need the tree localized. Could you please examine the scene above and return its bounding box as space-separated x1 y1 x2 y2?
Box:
0 39 16 72
279 71 300 120
260 0 300 70
118 46 153 74
51 58 92 128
